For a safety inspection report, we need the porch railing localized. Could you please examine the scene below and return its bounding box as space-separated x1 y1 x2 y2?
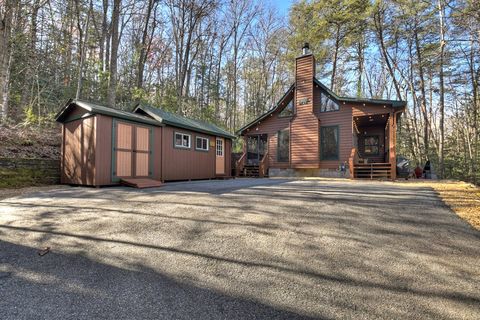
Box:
258 151 269 178
235 152 246 177
348 147 359 178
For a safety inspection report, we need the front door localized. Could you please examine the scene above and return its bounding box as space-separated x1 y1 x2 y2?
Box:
215 137 225 175
247 134 267 165
114 121 151 180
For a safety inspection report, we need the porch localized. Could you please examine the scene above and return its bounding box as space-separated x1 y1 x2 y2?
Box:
235 134 269 178
349 113 397 180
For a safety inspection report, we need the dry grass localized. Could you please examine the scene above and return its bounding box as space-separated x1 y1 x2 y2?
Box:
397 180 480 230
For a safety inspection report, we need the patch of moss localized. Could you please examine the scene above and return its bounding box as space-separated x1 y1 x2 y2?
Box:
0 168 58 188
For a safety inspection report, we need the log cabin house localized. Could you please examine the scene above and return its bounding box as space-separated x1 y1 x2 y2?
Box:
236 44 406 180
55 100 234 187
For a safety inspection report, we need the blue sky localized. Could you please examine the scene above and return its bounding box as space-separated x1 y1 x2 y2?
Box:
268 0 294 16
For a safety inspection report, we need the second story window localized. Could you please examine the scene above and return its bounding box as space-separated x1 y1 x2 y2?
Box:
279 100 294 117
320 93 339 112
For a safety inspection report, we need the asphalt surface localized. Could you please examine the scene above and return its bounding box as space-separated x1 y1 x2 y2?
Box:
0 178 479 319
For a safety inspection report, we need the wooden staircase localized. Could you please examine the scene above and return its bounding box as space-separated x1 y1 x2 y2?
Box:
353 163 392 180
243 164 261 177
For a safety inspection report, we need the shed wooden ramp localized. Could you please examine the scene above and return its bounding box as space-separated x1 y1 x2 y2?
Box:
120 178 163 189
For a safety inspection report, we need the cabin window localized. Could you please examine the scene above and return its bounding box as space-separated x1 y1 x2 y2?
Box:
195 136 209 151
364 136 379 155
216 138 224 156
277 129 290 162
174 132 191 148
279 100 294 117
320 93 339 112
320 126 339 160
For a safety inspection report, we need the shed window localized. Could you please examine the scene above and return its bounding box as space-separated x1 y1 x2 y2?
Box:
216 139 224 156
195 136 209 151
320 93 339 112
279 100 294 117
174 132 191 148
320 126 339 160
277 129 289 162
364 136 379 155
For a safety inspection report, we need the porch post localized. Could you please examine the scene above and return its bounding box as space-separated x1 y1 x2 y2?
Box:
389 112 397 180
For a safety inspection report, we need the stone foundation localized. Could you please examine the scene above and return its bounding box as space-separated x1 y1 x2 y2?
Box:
269 168 350 178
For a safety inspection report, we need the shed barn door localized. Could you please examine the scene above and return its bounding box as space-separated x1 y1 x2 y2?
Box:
115 122 133 177
114 121 152 180
134 126 150 177
215 137 225 175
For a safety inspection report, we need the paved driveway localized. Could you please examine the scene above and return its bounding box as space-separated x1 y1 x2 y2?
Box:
0 179 479 319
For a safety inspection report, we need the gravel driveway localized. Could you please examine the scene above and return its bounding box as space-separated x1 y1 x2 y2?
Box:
0 178 479 319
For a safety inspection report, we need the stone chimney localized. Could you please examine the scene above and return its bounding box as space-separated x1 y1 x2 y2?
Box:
291 42 319 168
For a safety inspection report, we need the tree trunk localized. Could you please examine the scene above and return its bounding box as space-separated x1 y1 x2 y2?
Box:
107 0 121 108
331 24 340 91
0 0 14 122
75 0 91 100
20 1 40 114
136 0 155 90
437 0 446 178
414 30 429 160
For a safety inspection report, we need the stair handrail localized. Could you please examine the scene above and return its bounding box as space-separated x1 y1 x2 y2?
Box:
258 151 269 178
235 152 246 177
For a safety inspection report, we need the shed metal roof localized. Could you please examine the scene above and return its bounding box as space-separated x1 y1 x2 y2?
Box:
133 104 236 139
55 99 162 126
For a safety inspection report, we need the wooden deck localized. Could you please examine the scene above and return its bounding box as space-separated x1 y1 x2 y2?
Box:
120 178 164 189
353 162 392 180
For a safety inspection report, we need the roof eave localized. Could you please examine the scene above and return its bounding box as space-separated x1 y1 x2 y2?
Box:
237 83 295 135
56 100 163 126
135 104 235 139
313 78 406 108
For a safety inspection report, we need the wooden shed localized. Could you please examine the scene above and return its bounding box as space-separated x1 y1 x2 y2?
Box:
55 100 234 187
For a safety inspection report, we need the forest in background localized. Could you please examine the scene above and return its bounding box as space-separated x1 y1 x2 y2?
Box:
0 0 479 184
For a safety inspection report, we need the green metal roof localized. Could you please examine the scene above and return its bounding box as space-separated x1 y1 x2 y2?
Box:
55 99 163 126
313 78 406 107
133 104 236 139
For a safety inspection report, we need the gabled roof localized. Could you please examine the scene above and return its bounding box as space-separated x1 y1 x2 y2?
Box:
55 99 162 126
238 79 407 135
237 84 295 135
133 104 236 139
313 78 407 108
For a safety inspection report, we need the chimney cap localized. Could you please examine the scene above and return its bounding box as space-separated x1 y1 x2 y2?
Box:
302 42 310 55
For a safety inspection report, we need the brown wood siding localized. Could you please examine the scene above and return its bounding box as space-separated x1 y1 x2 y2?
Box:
161 126 217 181
152 126 162 181
62 116 96 185
314 87 353 169
224 139 232 176
352 103 394 117
94 115 113 186
291 54 318 168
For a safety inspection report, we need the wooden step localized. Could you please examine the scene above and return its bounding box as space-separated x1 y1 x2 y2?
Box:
120 178 164 189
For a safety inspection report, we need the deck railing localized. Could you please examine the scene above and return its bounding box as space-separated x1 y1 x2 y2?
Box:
348 147 359 178
258 151 269 178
